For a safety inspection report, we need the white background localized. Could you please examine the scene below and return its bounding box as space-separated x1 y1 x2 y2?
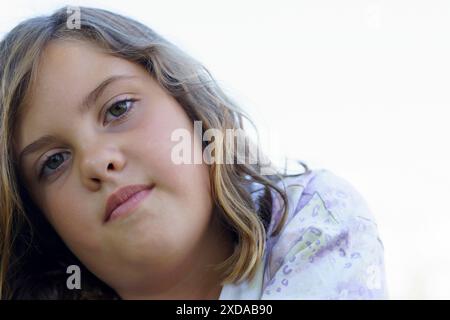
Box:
1 0 449 299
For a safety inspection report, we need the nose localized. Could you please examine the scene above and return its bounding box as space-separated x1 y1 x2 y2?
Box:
79 143 126 190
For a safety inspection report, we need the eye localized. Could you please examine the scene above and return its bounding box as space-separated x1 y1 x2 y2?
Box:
37 98 137 181
39 151 70 179
103 98 137 125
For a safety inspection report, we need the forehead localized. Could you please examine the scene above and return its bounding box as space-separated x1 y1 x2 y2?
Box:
13 39 148 163
25 39 143 110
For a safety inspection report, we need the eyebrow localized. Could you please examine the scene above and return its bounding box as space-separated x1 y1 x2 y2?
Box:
19 74 137 167
79 75 137 113
18 134 61 167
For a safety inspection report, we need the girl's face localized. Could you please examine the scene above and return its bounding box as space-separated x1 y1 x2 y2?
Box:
13 40 231 298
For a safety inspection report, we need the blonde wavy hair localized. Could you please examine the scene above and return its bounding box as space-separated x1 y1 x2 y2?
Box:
0 6 309 299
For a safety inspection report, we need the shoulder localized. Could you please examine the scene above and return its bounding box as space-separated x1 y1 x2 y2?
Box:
267 168 379 236
262 168 388 299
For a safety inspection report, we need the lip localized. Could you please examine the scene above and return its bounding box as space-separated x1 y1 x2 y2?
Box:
104 184 154 223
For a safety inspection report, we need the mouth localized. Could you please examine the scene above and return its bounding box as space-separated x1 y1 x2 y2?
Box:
104 184 154 224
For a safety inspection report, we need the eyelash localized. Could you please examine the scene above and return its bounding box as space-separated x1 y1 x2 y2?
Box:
38 98 137 179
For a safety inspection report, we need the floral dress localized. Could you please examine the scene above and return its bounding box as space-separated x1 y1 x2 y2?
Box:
219 168 388 299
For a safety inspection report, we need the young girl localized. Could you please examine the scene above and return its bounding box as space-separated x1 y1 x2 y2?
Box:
0 6 387 299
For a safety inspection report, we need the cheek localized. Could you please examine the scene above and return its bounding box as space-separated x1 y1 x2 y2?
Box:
133 99 213 219
42 190 102 253
134 99 209 194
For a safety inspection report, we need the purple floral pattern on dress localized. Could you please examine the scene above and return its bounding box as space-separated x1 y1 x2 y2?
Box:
219 168 388 300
